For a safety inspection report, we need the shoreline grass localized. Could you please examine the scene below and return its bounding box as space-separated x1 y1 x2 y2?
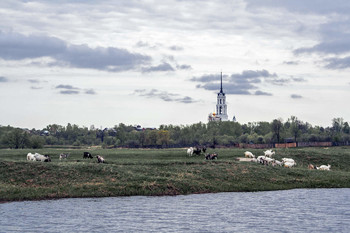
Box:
1 147 350 203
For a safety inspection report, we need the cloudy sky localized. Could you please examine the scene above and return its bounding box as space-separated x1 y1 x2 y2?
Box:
1 0 350 129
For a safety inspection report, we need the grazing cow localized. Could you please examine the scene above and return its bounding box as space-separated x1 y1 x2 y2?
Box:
282 158 296 166
264 157 275 165
202 146 207 153
83 152 93 159
187 147 194 156
244 151 255 158
284 162 295 168
264 150 275 158
308 164 316 170
257 155 269 165
317 164 331 170
274 160 283 166
27 152 36 161
59 153 69 160
193 146 201 156
34 153 51 162
205 153 218 160
96 155 105 163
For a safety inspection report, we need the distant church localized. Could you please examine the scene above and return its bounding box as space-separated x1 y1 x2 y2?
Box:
208 72 236 122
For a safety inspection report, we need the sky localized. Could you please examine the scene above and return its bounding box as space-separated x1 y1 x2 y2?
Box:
1 0 350 129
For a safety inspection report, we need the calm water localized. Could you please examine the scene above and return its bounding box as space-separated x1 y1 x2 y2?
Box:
1 189 349 232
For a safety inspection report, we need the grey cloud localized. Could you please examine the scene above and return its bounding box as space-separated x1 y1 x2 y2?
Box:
283 61 299 65
28 79 40 83
85 89 96 95
196 83 253 95
0 76 9 82
55 84 79 90
255 90 272 96
192 70 277 96
291 94 303 99
135 41 150 48
55 84 96 95
294 38 350 55
141 62 175 73
176 64 192 70
0 31 66 60
267 76 307 86
292 77 306 82
31 86 43 90
0 31 151 72
293 19 350 61
134 89 197 104
246 0 350 14
231 69 277 80
60 90 80 95
135 41 160 50
324 56 350 69
267 78 290 86
191 74 223 83
169 45 184 51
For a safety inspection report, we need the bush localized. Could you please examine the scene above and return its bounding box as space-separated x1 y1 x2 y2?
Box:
30 135 45 149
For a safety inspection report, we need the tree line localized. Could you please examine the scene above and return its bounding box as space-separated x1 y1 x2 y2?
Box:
1 116 349 149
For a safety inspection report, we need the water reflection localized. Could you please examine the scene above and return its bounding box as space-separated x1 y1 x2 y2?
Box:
1 189 349 232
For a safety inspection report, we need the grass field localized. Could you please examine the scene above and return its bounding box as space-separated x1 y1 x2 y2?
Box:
1 146 350 202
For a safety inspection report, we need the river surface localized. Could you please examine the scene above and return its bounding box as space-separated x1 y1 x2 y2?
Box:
1 188 349 232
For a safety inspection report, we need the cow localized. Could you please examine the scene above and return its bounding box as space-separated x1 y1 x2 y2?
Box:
34 153 51 162
187 147 194 156
193 146 202 155
205 153 218 160
27 152 36 161
59 153 69 160
96 155 105 163
83 152 93 159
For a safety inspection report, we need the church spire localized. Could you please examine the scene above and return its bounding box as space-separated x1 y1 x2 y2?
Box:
220 72 223 93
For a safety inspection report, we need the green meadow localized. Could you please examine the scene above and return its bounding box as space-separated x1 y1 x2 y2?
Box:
1 146 350 202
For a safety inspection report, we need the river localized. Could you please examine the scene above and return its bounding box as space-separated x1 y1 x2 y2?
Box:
1 188 349 232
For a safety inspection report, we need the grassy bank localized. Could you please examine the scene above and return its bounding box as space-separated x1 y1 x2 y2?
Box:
1 147 350 202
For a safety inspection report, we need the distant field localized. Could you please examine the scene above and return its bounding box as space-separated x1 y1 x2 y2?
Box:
1 146 350 202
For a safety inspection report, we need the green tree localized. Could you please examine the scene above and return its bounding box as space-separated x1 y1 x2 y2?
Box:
272 118 283 143
289 116 301 142
4 129 30 149
30 135 45 149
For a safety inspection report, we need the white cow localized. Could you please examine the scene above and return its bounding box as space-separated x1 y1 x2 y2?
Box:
317 164 331 170
282 158 296 165
264 149 275 158
27 153 36 161
34 153 51 162
264 157 275 164
244 151 255 158
187 147 194 156
284 162 295 168
274 160 283 166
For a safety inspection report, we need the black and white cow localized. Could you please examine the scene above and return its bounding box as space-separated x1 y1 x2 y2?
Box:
59 153 69 160
96 155 105 163
83 152 93 159
205 153 218 160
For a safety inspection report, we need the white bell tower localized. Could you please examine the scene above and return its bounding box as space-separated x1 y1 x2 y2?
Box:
216 72 228 121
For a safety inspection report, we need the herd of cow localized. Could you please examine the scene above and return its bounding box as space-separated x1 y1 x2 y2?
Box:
186 146 218 160
26 152 106 163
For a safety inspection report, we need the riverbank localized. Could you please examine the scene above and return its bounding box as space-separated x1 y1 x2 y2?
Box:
1 147 350 202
